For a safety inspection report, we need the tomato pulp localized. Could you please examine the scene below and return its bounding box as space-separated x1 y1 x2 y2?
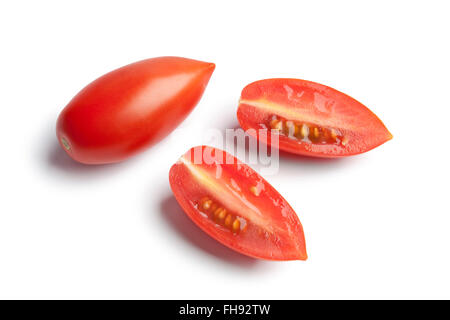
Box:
57 56 215 164
237 78 392 158
169 146 307 261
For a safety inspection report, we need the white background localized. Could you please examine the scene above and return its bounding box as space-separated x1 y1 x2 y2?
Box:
1 0 449 299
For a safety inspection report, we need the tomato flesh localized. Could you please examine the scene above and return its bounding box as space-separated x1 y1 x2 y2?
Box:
57 56 215 164
169 146 307 261
237 78 392 157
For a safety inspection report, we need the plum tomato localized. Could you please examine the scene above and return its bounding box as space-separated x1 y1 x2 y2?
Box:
237 78 392 158
57 56 215 164
169 146 307 261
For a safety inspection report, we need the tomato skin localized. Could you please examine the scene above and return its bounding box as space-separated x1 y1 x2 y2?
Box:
57 57 215 164
169 146 307 261
237 78 392 158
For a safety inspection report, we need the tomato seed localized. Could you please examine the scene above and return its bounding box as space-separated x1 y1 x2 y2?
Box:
268 116 347 146
249 186 260 196
199 197 245 234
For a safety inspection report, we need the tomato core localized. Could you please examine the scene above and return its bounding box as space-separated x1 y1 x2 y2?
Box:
60 137 71 151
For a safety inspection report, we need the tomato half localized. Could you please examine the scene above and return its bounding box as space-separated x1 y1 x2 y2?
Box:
57 56 215 164
169 146 307 261
237 78 392 158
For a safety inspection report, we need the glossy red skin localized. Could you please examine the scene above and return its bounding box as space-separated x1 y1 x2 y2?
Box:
57 56 215 164
237 78 392 158
169 146 307 261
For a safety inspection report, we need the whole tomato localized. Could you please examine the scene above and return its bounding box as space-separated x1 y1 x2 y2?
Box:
57 56 215 164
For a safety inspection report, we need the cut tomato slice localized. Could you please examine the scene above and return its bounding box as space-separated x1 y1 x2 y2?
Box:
169 146 307 261
237 78 392 158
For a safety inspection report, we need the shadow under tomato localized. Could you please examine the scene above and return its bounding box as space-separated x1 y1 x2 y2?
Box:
159 194 261 268
275 148 366 178
277 148 353 165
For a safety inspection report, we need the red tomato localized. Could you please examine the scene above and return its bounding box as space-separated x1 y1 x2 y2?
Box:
237 78 392 158
57 56 215 164
169 146 307 261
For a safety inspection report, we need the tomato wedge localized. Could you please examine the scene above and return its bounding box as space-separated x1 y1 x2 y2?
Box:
237 78 392 158
169 146 307 261
57 56 215 164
